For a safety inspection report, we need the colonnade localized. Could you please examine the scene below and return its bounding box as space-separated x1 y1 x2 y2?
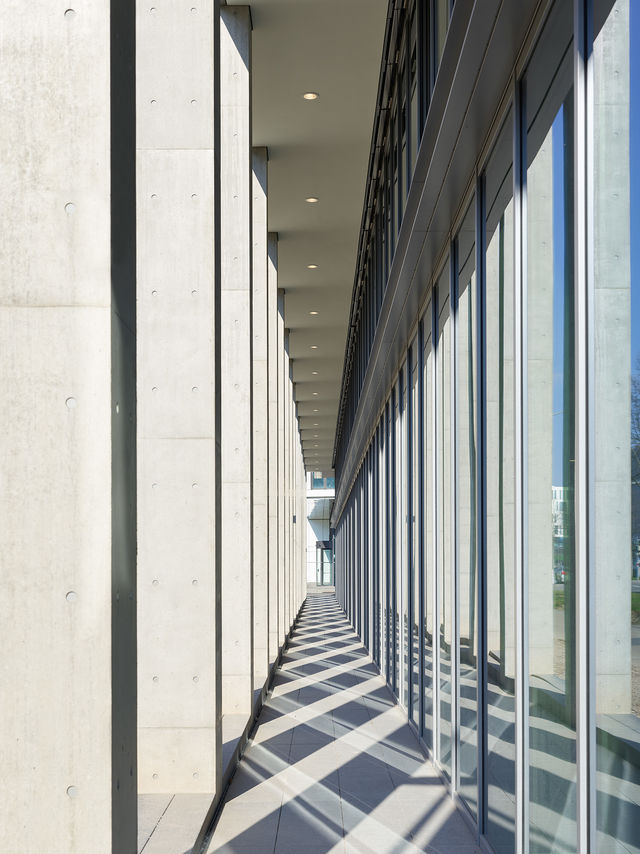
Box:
1 3 307 852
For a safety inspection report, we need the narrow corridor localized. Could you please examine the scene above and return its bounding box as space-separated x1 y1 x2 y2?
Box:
206 590 480 854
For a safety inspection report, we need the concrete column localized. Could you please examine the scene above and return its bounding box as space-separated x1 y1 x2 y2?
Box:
486 204 516 681
267 235 280 663
298 428 305 607
220 5 253 718
278 291 286 646
285 347 292 634
593 0 631 713
301 461 307 602
291 387 296 625
437 306 453 652
425 333 434 669
136 0 219 798
298 456 306 607
252 148 269 691
292 403 297 619
291 400 297 620
457 276 474 656
1 4 136 852
527 133 555 676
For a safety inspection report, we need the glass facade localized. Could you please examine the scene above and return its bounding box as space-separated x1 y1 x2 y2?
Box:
485 108 516 853
334 0 451 477
310 472 335 490
424 304 435 750
437 261 453 778
410 337 420 726
333 1 640 852
456 199 477 818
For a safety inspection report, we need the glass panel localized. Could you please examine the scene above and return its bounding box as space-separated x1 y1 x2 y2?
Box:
410 10 418 179
360 471 364 635
355 485 360 635
372 442 378 661
392 391 399 694
424 303 434 749
593 2 640 852
397 371 406 702
400 64 408 217
392 115 399 256
433 0 449 83
376 206 384 309
411 339 420 725
401 366 409 707
484 109 516 854
387 401 394 683
384 152 391 283
322 549 332 585
376 427 381 662
437 261 453 775
364 461 369 646
381 414 388 680
456 199 478 818
525 4 576 850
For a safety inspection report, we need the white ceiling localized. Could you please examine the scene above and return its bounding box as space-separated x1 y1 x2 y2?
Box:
228 0 388 472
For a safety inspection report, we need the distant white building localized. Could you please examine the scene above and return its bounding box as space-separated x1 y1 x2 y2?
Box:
306 472 335 585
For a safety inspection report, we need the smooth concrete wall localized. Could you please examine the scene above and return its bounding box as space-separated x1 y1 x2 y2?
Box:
486 204 516 680
221 5 253 718
278 292 287 635
136 0 219 794
457 273 475 654
267 235 280 662
527 133 554 676
594 0 631 713
1 3 136 851
252 147 269 689
285 335 293 633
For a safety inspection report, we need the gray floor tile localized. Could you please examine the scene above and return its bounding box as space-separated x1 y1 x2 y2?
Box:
206 593 477 854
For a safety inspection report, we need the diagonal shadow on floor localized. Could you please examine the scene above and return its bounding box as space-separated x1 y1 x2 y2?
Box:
205 591 480 854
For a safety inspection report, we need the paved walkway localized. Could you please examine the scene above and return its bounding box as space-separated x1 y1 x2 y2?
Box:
206 590 480 854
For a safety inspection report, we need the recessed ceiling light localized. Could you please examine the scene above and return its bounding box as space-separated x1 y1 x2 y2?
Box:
309 310 319 315
313 409 319 413
310 345 318 349
312 371 318 375
314 434 318 438
303 92 319 100
305 197 319 204
312 392 319 396
314 444 318 448
314 423 319 426
307 264 318 269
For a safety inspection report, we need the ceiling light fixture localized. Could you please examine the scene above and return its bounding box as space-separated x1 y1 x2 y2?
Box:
307 264 318 270
313 409 319 413
310 345 318 349
303 92 319 100
309 311 319 315
312 371 318 375
305 197 319 204
312 392 318 396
